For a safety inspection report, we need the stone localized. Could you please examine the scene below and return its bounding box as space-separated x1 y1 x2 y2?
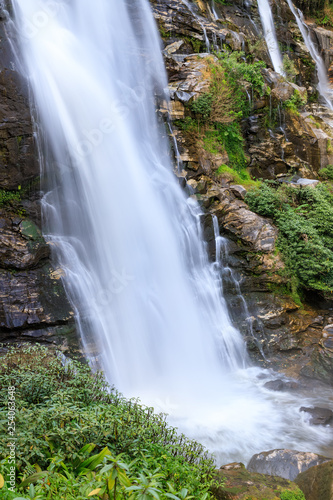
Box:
247 449 331 481
295 460 333 500
0 215 49 269
216 190 278 253
299 406 333 426
0 264 73 332
296 178 320 186
213 463 306 500
264 379 299 391
229 185 247 200
264 379 285 391
163 40 184 56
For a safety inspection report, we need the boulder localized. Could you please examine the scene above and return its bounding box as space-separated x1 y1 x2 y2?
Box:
216 190 278 253
300 406 333 426
247 449 331 481
295 460 333 500
213 462 306 500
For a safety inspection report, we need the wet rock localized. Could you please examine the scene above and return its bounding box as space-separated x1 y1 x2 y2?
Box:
264 379 285 391
0 216 49 269
264 379 298 391
213 462 305 500
247 449 331 481
0 264 73 332
300 323 333 385
295 460 333 500
300 406 333 426
0 67 39 190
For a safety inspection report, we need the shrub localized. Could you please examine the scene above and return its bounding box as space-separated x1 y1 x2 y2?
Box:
0 345 215 499
318 164 333 180
245 182 333 294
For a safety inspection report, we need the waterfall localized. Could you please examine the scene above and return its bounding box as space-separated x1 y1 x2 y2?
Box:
9 0 332 464
257 0 285 76
286 0 333 109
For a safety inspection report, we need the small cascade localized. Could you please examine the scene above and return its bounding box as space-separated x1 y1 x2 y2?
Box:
212 217 267 360
179 0 210 52
211 1 218 20
167 121 183 173
257 0 285 76
286 0 333 109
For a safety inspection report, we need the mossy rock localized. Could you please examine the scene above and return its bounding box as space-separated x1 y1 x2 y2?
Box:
212 464 305 499
295 460 333 500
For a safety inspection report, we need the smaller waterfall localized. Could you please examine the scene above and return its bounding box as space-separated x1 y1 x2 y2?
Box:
211 1 218 20
180 0 210 52
257 0 285 76
286 0 333 109
212 218 266 360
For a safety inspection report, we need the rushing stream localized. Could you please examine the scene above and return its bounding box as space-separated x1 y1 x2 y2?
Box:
8 0 333 465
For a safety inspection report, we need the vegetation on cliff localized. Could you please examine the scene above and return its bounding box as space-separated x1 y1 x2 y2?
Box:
246 182 333 297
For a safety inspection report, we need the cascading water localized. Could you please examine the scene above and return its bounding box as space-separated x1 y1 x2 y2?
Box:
8 0 333 464
286 0 333 109
257 0 285 76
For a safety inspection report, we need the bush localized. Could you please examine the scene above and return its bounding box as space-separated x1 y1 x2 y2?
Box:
318 164 333 180
245 182 333 294
0 345 215 499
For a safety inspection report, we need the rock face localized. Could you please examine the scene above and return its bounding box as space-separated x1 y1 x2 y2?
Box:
212 462 306 500
295 460 333 500
247 449 331 481
0 16 77 352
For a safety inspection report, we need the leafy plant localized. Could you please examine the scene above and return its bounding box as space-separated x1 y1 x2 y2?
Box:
0 345 216 500
245 182 333 294
318 164 333 180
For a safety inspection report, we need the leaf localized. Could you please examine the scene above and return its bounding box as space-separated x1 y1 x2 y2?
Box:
0 473 4 488
107 476 115 491
77 447 111 473
19 472 48 488
88 488 101 497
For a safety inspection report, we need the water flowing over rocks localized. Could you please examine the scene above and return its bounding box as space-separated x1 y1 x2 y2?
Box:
247 448 332 481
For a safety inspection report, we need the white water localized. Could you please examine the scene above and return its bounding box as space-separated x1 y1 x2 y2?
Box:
9 0 333 464
286 0 333 108
257 0 285 76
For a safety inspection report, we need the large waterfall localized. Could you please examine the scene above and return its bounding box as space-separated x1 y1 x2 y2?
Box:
9 0 332 464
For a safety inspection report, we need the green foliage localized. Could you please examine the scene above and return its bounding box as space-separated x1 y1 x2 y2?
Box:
283 90 307 114
245 182 333 294
280 490 306 500
318 164 333 180
0 189 21 208
216 164 260 187
282 55 298 82
190 93 213 121
0 345 215 500
186 52 267 178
